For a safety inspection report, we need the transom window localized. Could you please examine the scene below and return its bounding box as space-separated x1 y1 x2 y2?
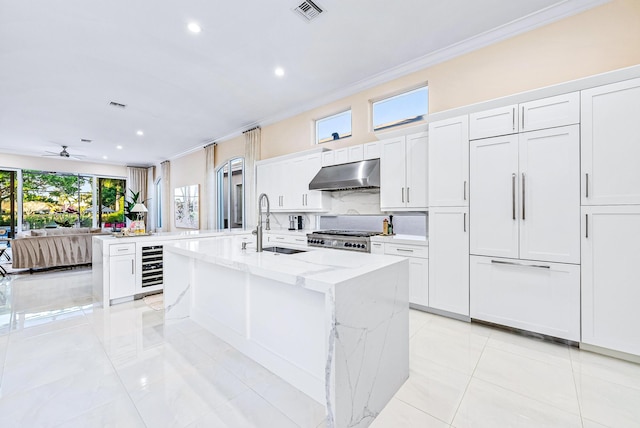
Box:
372 85 428 132
315 110 352 144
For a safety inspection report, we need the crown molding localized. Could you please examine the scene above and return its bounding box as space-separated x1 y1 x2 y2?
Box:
210 0 608 146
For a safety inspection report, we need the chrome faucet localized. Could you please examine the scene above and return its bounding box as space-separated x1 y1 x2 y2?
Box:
254 193 271 252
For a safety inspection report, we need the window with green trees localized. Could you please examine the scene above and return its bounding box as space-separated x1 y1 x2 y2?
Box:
22 170 94 229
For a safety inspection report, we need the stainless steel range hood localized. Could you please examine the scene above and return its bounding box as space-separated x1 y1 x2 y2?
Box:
308 158 380 191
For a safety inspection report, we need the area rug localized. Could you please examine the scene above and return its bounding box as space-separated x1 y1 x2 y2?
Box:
143 293 164 311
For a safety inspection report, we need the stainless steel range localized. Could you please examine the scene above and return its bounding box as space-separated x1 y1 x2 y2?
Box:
307 230 380 253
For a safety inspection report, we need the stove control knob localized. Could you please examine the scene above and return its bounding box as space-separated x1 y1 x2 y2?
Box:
320 240 325 245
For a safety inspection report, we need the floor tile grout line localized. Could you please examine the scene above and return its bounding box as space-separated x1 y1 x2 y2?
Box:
447 333 489 426
394 396 452 427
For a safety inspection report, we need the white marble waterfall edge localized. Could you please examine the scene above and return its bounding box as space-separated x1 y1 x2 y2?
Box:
163 236 409 428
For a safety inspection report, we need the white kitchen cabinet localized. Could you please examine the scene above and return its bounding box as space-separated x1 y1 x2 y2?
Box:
266 232 308 248
256 152 328 212
334 148 348 164
428 207 469 316
321 151 335 166
109 244 136 299
519 92 579 132
256 161 285 208
380 132 428 211
470 255 580 341
581 205 640 356
470 125 580 264
428 115 469 207
469 104 518 140
348 145 364 162
385 242 429 307
581 78 640 205
363 141 381 160
370 241 384 255
469 134 519 259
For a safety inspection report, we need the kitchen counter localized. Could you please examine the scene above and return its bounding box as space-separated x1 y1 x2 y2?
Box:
163 235 409 428
370 233 428 246
92 230 251 306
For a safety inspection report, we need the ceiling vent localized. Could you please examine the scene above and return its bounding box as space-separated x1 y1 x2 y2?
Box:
109 101 127 109
293 0 324 22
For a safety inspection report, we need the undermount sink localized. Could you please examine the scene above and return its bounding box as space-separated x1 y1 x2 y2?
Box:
262 246 306 255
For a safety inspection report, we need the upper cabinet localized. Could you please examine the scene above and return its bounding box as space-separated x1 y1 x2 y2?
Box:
380 132 428 211
519 92 579 132
428 115 469 207
581 78 640 205
256 152 329 212
469 105 518 140
469 92 579 140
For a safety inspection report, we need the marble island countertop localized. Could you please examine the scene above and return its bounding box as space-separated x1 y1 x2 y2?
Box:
164 235 406 293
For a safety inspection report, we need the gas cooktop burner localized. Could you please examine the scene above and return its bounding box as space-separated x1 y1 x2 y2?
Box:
307 230 380 252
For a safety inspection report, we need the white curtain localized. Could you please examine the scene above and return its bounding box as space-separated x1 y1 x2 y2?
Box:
244 127 261 228
127 166 149 226
160 161 171 231
204 143 216 230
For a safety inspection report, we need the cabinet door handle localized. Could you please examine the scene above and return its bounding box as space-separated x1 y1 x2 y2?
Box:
522 173 526 220
512 173 516 220
305 194 307 206
463 181 467 201
463 212 467 232
585 173 589 198
407 187 410 203
401 187 405 203
131 259 134 274
585 213 589 238
491 260 550 269
521 106 525 130
512 107 516 131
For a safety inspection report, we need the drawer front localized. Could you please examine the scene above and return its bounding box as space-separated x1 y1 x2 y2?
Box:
385 243 429 259
109 243 136 256
470 255 580 341
267 234 308 247
370 241 385 255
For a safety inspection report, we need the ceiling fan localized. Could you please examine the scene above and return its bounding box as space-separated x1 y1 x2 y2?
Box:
43 145 86 160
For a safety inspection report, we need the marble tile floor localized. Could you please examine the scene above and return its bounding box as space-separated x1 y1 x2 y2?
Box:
0 270 639 428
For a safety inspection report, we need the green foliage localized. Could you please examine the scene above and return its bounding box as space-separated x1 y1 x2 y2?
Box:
125 189 147 221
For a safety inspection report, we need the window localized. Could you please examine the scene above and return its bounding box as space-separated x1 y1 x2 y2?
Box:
22 170 94 229
216 157 245 230
315 110 352 144
372 86 428 131
97 177 126 229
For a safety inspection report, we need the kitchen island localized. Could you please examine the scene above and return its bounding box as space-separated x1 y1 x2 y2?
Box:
163 235 409 428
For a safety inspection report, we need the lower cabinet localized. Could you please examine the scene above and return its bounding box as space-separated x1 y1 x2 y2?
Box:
384 243 429 307
428 207 469 316
109 244 136 299
581 206 640 356
470 255 580 341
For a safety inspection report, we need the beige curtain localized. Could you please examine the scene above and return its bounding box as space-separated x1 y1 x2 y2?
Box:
204 143 216 230
244 127 261 228
127 166 149 226
161 161 171 231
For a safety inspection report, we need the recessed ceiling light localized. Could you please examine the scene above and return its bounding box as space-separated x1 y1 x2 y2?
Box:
116 145 123 150
188 22 201 33
136 130 144 136
275 67 285 77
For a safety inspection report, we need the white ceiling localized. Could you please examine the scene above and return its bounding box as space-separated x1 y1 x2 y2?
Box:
0 0 604 166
